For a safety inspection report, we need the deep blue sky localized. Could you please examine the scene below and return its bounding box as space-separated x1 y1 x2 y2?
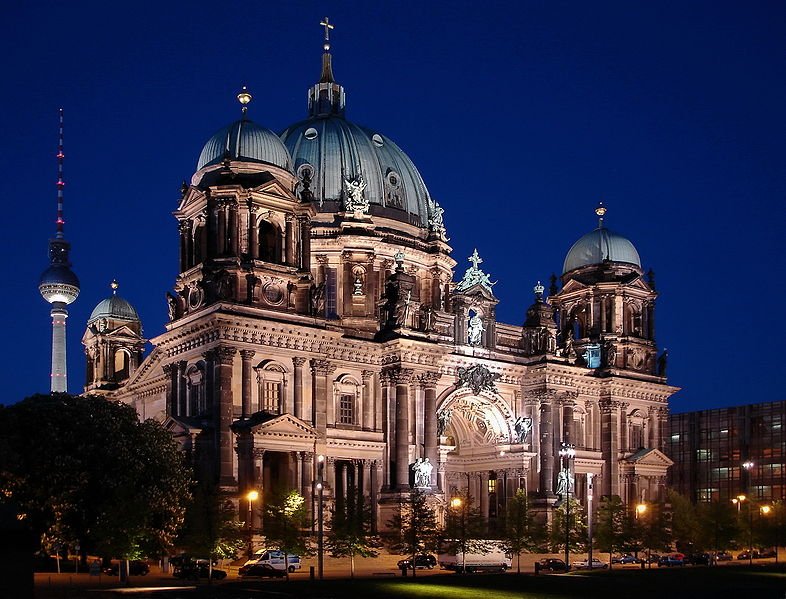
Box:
2 1 783 412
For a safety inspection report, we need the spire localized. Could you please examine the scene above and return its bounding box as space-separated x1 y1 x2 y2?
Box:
111 279 119 294
319 16 336 83
56 108 65 238
308 17 345 117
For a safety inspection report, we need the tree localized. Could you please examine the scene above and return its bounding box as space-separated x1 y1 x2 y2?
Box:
0 394 191 566
668 490 700 552
176 481 244 568
385 489 440 579
639 501 673 562
595 495 627 565
502 489 538 573
326 503 380 578
548 497 587 557
696 500 738 552
263 490 310 579
442 490 492 574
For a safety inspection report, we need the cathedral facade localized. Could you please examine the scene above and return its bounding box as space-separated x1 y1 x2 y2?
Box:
87 35 678 533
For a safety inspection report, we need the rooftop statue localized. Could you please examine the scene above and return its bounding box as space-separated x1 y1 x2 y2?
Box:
455 249 496 293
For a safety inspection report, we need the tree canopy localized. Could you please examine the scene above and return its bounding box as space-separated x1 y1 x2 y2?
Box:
0 394 191 559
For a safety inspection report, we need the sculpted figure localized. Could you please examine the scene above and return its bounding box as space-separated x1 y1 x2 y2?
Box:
467 314 484 346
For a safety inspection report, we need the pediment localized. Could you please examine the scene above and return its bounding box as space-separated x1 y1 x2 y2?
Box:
627 277 653 292
249 413 318 438
178 188 206 212
162 415 205 437
250 179 296 200
624 447 673 467
560 279 588 294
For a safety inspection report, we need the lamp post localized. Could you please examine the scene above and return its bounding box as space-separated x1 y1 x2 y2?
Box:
742 461 754 566
246 489 259 558
558 442 576 570
635 503 647 564
587 473 594 570
317 454 325 580
450 497 466 573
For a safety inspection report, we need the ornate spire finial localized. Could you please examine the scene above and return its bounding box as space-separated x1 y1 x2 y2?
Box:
595 201 607 228
237 86 252 117
534 280 545 301
111 279 119 294
320 16 334 51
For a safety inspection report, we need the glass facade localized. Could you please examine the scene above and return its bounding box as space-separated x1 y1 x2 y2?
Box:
668 401 786 503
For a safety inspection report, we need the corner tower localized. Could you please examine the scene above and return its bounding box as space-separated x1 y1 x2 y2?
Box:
39 109 80 393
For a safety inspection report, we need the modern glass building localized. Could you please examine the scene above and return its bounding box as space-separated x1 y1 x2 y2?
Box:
668 401 786 503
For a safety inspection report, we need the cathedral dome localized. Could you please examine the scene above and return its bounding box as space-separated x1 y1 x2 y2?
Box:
197 118 292 172
88 281 140 324
280 117 432 226
563 227 641 274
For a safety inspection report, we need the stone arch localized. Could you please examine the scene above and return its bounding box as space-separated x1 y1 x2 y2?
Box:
436 387 516 451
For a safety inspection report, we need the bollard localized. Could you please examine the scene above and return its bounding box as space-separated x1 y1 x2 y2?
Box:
310 565 315 580
534 562 540 575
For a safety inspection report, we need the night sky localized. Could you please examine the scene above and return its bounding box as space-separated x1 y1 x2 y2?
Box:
2 1 783 412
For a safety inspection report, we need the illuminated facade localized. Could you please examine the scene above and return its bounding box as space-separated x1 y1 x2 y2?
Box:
668 401 786 503
87 27 678 531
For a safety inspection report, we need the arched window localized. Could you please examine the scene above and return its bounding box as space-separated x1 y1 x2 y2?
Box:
114 350 130 381
255 362 287 414
186 365 205 416
258 221 282 264
333 375 361 427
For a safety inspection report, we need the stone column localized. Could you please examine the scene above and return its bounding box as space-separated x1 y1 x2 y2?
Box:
285 214 295 266
480 471 490 527
177 360 187 416
293 357 306 420
326 456 336 494
387 367 415 489
162 363 176 416
362 370 374 431
419 371 441 487
216 347 237 487
228 201 238 256
240 350 255 419
248 204 259 260
561 397 575 445
600 399 621 497
310 359 335 435
538 393 556 496
371 460 382 532
298 216 311 272
619 402 629 452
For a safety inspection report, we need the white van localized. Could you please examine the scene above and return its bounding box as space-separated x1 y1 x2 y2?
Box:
243 549 301 572
438 542 511 573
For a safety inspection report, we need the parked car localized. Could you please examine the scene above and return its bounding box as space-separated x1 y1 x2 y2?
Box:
536 558 568 573
758 548 777 559
239 563 287 578
715 551 733 562
573 558 608 570
613 554 643 565
737 550 759 560
658 555 685 567
685 553 711 566
172 561 227 580
646 553 661 564
104 560 150 576
398 554 437 569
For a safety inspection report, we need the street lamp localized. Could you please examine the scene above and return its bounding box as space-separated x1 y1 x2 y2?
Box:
246 489 259 558
558 442 576 570
742 461 754 566
635 503 647 564
587 473 594 570
317 454 325 580
450 497 467 573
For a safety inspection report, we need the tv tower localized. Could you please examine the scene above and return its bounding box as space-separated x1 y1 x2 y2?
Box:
38 109 80 393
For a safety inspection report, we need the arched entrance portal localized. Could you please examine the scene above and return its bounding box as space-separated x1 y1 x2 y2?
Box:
437 390 533 535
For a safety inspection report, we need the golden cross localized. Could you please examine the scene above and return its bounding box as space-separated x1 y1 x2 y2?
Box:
320 17 335 42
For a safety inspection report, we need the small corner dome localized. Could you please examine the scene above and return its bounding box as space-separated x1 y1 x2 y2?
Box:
197 119 292 171
563 227 641 274
88 294 140 324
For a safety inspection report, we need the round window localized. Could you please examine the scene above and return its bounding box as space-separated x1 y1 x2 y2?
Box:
372 133 384 147
305 127 318 140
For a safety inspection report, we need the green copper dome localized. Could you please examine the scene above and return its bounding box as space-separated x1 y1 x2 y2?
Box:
563 227 641 274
